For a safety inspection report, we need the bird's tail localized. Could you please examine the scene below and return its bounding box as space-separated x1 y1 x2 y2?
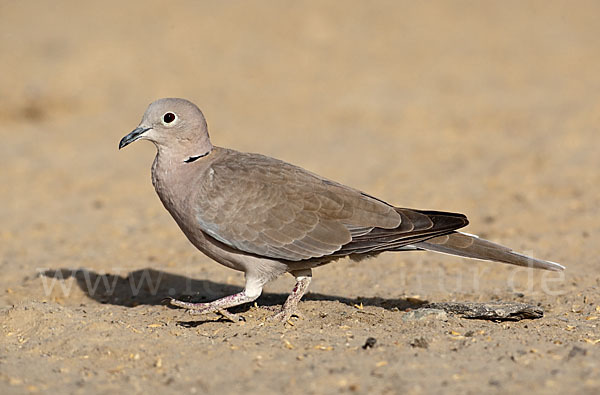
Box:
413 232 565 271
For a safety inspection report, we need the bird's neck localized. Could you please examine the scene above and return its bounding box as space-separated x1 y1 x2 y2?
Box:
150 153 192 227
153 133 213 164
151 151 192 193
151 147 219 219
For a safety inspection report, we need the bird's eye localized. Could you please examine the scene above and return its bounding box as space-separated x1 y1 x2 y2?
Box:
163 112 176 124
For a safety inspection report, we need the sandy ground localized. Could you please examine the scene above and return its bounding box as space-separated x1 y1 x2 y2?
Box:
1 1 600 394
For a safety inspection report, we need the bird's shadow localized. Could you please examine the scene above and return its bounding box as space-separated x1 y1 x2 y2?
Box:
40 268 426 317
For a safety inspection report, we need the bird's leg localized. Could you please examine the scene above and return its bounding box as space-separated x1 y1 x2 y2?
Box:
270 269 312 322
169 275 264 322
169 292 253 321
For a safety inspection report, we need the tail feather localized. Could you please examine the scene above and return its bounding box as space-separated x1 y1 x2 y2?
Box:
414 232 565 271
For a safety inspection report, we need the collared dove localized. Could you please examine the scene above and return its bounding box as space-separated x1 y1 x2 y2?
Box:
119 98 564 322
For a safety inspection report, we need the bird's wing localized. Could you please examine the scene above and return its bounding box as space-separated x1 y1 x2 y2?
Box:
194 150 400 260
194 150 468 261
333 209 469 256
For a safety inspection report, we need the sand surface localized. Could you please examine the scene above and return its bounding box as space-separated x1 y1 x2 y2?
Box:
1 1 599 394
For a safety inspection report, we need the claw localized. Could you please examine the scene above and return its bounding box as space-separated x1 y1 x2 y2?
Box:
268 307 302 323
217 309 244 322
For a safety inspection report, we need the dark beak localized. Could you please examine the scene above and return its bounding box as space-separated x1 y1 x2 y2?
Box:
119 127 151 149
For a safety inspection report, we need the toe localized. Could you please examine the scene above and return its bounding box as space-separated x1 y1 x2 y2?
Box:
269 308 302 323
217 309 244 322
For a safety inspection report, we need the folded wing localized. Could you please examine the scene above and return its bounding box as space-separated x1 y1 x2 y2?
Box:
194 150 468 261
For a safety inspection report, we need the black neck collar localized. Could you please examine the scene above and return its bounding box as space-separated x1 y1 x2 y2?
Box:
184 151 209 163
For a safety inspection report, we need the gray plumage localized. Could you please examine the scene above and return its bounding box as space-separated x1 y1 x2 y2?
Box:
119 98 564 322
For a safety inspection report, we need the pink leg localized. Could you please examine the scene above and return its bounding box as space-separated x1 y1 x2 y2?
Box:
170 275 263 322
270 269 312 322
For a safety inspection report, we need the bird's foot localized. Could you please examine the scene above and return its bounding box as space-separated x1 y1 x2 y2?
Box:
268 305 302 323
167 298 243 322
259 305 280 312
167 297 201 309
266 272 312 324
215 309 244 322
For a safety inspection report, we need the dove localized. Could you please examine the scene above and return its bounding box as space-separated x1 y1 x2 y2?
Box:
119 98 564 322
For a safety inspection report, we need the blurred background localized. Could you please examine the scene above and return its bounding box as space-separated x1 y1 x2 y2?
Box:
2 0 597 285
1 1 599 393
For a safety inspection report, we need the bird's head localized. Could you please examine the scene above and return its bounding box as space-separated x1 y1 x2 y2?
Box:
119 98 213 160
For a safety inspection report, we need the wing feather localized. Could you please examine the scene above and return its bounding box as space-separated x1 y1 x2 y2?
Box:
193 149 468 261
